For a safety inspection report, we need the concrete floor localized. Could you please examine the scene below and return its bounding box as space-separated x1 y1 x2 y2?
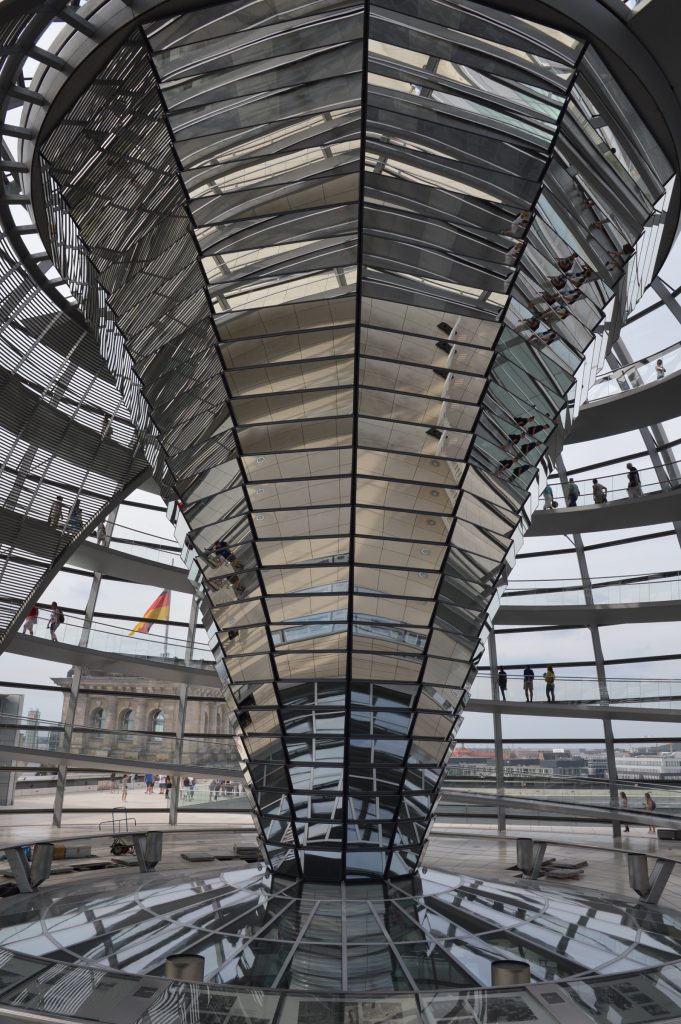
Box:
2 788 680 913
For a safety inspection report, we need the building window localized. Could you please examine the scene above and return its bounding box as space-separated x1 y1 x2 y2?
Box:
92 707 105 731
120 708 134 732
151 709 165 733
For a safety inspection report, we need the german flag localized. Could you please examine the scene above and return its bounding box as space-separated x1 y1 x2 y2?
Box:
129 590 170 636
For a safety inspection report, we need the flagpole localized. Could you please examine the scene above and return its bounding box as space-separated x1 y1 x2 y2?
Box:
164 592 170 659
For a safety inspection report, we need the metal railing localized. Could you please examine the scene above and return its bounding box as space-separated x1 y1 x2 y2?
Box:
29 615 214 664
545 457 680 505
502 570 681 606
474 670 681 705
589 340 681 399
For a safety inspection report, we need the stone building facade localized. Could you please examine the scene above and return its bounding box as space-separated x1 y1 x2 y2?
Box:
53 669 235 765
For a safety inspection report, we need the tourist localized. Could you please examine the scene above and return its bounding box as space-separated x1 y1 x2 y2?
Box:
523 666 534 703
121 774 129 802
47 601 63 642
96 523 107 546
620 792 630 833
229 574 245 598
626 463 642 499
503 210 531 238
644 792 656 833
101 413 113 440
165 775 173 800
158 773 166 796
497 666 507 701
656 358 666 380
67 499 84 533
592 479 608 504
567 478 580 507
145 771 154 794
213 539 242 569
544 666 556 702
47 495 63 527
606 243 634 269
542 484 554 510
23 604 39 635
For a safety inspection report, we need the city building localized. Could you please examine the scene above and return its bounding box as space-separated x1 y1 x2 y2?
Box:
0 1 680 1022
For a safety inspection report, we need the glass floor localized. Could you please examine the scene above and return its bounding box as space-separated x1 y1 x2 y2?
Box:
2 865 681 993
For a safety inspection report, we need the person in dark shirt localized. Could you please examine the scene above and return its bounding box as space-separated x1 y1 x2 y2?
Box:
626 463 642 498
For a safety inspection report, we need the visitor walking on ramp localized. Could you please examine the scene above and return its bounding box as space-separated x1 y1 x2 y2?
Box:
497 667 507 701
47 602 63 643
620 792 630 833
23 605 39 635
523 666 534 702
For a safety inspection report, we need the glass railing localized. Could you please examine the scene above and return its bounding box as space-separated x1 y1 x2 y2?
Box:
47 617 214 665
104 522 184 567
473 671 681 705
106 537 184 568
544 457 680 506
179 736 239 770
69 729 178 763
0 713 243 774
0 933 680 1024
442 774 681 820
502 571 681 606
588 341 681 399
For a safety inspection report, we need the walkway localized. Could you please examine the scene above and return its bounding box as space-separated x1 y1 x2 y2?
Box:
466 697 681 721
70 541 192 594
568 366 681 443
19 311 114 384
0 743 237 777
0 363 146 484
7 634 218 687
0 507 191 593
528 486 681 535
495 599 681 625
438 790 678 831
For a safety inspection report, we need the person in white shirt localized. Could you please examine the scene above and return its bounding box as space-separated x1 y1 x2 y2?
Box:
656 358 666 380
47 602 62 642
592 479 608 504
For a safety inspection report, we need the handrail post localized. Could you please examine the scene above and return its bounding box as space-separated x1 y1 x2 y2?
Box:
642 858 675 905
132 831 162 872
4 842 53 892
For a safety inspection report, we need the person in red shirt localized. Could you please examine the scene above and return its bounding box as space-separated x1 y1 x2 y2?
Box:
23 605 39 635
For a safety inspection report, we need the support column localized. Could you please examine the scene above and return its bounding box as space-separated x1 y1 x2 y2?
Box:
169 684 188 826
53 509 117 827
556 457 619 839
487 630 506 834
184 594 199 666
603 718 622 841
